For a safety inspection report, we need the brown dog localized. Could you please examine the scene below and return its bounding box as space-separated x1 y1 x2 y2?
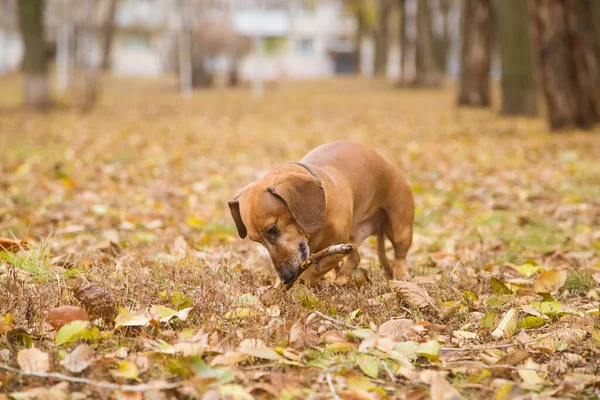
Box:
228 141 414 287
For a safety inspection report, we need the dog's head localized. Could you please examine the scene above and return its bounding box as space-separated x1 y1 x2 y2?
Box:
228 170 326 284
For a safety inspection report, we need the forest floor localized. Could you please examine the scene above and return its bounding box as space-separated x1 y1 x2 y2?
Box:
1 75 599 399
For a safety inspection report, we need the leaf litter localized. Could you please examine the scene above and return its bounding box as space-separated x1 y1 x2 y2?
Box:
0 77 599 398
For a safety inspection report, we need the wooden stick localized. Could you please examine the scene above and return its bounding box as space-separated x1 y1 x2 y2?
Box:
440 325 569 352
284 243 353 290
0 364 182 392
309 310 359 330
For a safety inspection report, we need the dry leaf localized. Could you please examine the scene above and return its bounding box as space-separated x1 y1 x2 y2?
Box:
238 339 281 360
46 306 89 330
60 344 94 373
0 237 27 253
534 270 567 294
17 348 50 373
430 371 463 400
289 317 305 349
73 283 117 321
9 382 68 400
491 308 518 339
210 351 248 366
377 318 424 341
390 281 437 309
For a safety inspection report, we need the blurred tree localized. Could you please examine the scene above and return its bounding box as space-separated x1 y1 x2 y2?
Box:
498 0 537 115
374 0 392 75
433 0 451 72
414 0 442 86
397 0 407 82
531 0 600 130
457 0 492 106
18 0 51 109
100 0 118 70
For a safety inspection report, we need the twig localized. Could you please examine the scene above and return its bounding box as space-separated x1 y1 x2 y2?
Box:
284 243 353 290
381 360 396 383
441 325 569 352
326 373 340 400
0 364 181 392
310 310 359 330
443 361 547 374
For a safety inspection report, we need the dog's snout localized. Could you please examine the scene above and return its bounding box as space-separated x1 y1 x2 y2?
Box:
299 242 309 262
280 269 296 284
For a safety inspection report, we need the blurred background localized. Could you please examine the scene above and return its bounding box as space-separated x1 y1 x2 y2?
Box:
1 0 598 130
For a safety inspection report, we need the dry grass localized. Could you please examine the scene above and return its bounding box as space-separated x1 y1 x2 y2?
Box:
0 74 599 399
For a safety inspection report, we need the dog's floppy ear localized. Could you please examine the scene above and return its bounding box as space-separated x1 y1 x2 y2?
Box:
268 173 326 235
228 182 256 239
228 199 247 238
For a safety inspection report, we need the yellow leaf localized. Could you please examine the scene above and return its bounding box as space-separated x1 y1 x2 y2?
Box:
534 270 567 294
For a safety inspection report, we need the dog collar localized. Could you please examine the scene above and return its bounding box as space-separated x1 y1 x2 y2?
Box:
288 162 319 180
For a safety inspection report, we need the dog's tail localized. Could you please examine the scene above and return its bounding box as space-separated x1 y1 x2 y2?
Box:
377 231 394 278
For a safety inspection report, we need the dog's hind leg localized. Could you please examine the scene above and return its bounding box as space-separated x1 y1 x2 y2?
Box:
384 193 414 281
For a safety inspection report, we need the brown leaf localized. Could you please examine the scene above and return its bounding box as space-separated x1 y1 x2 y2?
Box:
430 371 463 400
59 344 94 373
73 283 117 321
534 270 567 294
377 318 424 341
0 237 28 253
390 281 437 309
46 306 89 330
17 348 50 373
289 317 305 349
338 389 377 400
9 382 69 400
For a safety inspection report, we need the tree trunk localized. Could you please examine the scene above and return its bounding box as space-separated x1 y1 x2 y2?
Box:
17 0 51 109
415 0 441 86
100 0 118 70
398 0 407 82
433 0 451 72
498 0 537 115
531 0 600 130
457 0 492 106
374 0 392 75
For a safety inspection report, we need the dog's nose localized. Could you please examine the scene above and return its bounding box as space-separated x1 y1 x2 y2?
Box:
280 269 296 284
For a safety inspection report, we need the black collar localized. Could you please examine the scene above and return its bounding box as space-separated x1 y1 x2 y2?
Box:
287 162 319 179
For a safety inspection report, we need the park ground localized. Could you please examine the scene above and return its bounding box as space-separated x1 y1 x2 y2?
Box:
0 75 599 399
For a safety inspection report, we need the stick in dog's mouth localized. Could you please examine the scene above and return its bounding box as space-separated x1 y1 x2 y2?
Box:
283 243 354 290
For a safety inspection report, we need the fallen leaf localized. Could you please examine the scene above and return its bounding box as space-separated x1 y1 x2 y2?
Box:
430 371 463 400
338 389 377 400
17 348 50 373
491 308 518 339
517 358 546 388
55 320 90 345
377 318 423 341
238 339 281 360
210 351 248 366
0 237 27 253
46 306 89 330
60 344 94 373
417 340 440 361
508 263 543 278
9 382 68 400
357 354 379 378
114 308 150 329
390 281 437 309
149 305 192 323
111 360 140 381
534 270 567 294
325 342 357 352
289 317 305 349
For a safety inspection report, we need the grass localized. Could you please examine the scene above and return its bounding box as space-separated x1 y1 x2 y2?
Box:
0 74 599 398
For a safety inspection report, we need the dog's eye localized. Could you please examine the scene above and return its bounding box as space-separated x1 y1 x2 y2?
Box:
266 225 278 236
